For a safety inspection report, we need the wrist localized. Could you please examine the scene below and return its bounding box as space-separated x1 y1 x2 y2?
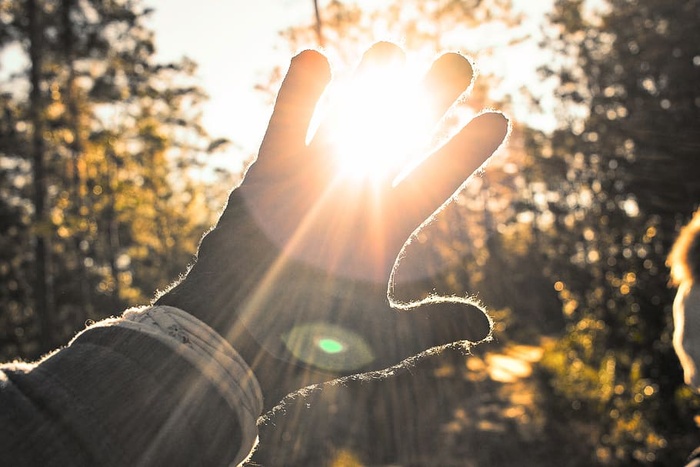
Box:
155 191 278 330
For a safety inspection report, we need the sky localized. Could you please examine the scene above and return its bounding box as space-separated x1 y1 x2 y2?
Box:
0 0 559 173
145 0 314 173
0 0 310 174
144 0 558 174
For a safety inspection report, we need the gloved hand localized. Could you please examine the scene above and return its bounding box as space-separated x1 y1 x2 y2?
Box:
156 42 509 412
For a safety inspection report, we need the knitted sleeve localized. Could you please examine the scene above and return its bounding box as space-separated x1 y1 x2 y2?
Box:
0 305 262 467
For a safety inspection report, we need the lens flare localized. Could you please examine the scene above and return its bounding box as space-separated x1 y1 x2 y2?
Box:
282 322 375 372
318 338 345 354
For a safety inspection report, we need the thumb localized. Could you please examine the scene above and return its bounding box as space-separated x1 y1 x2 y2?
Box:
375 296 492 369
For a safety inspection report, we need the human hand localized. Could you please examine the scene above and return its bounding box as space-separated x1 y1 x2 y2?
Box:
241 42 507 284
157 43 508 411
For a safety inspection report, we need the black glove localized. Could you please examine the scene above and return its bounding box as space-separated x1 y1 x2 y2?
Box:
156 42 509 412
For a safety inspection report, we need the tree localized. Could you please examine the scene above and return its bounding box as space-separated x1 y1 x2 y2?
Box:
529 0 700 463
0 0 225 358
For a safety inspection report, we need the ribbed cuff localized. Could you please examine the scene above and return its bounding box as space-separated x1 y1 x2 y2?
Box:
89 305 263 466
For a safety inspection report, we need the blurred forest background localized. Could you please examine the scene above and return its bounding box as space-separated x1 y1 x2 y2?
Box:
1 0 699 465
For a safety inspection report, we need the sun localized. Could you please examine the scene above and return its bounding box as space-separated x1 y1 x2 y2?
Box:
311 60 435 185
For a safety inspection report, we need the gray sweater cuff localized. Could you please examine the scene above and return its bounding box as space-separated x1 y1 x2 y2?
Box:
85 305 263 466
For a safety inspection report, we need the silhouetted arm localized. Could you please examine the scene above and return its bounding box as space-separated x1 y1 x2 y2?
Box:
0 306 261 466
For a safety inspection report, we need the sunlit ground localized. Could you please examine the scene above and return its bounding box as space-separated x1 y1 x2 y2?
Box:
484 344 544 383
466 344 544 383
254 342 566 465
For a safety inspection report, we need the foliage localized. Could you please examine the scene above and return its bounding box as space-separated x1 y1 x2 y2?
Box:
529 0 700 463
0 0 223 359
1 0 697 464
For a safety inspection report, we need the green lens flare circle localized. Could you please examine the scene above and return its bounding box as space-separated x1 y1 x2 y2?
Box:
317 338 345 354
282 322 375 372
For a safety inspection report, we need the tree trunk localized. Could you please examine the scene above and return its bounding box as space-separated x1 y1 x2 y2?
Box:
28 0 55 354
312 0 324 47
62 0 94 320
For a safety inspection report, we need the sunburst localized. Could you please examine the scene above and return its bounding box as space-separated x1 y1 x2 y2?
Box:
311 58 435 186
